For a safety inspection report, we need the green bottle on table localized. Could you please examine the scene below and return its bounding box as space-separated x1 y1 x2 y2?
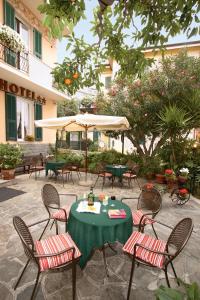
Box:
88 187 94 206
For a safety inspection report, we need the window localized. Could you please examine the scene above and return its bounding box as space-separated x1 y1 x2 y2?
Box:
33 28 42 59
105 76 112 89
17 98 33 141
16 18 29 49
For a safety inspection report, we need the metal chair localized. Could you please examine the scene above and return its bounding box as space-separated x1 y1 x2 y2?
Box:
67 162 81 179
41 184 77 235
123 217 193 300
94 163 114 190
13 216 81 300
122 163 141 189
29 155 44 179
121 185 162 238
56 163 74 186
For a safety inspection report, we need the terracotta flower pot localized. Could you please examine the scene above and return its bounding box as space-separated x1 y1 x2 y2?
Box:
155 174 165 184
1 169 15 180
166 179 176 191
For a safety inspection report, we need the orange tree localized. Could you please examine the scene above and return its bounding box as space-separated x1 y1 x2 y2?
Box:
95 52 200 164
38 0 200 95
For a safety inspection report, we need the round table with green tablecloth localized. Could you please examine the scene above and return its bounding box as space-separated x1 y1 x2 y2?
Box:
45 161 65 176
106 165 128 182
67 198 132 268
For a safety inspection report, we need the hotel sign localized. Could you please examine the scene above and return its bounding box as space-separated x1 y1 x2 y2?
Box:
0 79 46 105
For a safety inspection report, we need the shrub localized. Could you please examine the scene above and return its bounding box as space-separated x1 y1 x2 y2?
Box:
0 143 22 169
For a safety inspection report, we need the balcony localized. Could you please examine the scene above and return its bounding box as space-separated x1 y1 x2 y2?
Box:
0 42 29 73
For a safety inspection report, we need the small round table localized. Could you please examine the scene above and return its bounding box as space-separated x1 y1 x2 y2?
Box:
67 199 132 268
106 165 128 182
45 161 65 176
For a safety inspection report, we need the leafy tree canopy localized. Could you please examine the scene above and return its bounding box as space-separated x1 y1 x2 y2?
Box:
38 0 200 95
94 52 200 161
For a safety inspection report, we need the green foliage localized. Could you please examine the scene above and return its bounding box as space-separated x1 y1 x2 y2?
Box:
95 52 200 162
38 0 200 94
56 149 84 165
155 281 200 300
88 149 128 172
57 98 78 117
0 143 22 169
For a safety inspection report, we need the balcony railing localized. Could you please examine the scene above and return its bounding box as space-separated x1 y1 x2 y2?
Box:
0 42 29 73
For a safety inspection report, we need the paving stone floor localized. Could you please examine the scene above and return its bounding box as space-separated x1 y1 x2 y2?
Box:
0 172 199 300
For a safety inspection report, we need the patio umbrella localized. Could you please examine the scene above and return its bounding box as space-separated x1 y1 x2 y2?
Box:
35 113 130 183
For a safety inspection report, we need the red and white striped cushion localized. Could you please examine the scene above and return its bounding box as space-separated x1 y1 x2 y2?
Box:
51 205 69 221
35 233 81 271
123 173 136 178
132 210 155 226
99 172 113 177
123 231 166 268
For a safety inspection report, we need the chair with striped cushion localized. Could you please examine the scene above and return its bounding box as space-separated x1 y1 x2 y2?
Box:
121 185 162 238
94 163 114 190
41 184 77 235
123 218 193 300
13 216 81 300
122 163 141 189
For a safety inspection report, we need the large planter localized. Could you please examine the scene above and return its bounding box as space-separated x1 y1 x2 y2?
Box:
1 169 15 180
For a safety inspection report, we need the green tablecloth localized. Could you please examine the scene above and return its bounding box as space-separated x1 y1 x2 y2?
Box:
106 165 128 178
45 161 65 176
67 199 132 268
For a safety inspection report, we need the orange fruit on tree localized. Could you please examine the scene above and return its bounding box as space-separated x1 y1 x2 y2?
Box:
64 78 72 85
73 73 79 79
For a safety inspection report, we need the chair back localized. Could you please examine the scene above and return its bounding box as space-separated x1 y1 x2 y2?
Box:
166 218 193 261
96 163 106 174
137 186 162 214
41 184 60 214
127 161 140 175
13 216 36 262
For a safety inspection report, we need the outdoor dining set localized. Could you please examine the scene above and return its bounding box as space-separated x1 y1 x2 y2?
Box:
13 182 193 300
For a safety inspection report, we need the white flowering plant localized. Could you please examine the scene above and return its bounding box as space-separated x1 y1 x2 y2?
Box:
179 167 189 178
0 24 26 52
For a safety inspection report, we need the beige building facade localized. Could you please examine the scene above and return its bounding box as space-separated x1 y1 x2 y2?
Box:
0 0 68 153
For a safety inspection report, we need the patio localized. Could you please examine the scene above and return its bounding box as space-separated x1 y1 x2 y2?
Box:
0 172 199 300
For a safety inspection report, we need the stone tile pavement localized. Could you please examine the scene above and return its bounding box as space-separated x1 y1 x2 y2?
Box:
0 171 200 300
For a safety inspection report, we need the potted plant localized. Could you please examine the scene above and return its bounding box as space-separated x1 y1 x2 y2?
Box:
0 143 22 180
178 167 189 184
164 169 176 190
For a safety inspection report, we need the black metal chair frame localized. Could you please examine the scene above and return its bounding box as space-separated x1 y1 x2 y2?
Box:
56 163 74 186
94 164 114 190
121 186 162 239
122 163 141 189
13 216 80 300
125 218 193 300
29 155 44 180
41 184 78 235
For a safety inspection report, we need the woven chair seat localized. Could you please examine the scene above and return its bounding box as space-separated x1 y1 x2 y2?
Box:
51 205 69 221
99 172 113 177
35 233 81 271
132 210 155 226
123 231 166 268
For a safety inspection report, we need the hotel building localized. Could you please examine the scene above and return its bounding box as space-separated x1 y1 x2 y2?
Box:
0 0 68 154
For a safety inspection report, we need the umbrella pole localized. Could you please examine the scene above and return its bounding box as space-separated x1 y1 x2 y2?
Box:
85 126 88 181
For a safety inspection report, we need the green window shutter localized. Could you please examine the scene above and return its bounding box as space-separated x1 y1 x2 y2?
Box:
4 1 16 65
93 131 99 142
33 29 42 59
5 93 17 141
34 103 42 141
4 0 15 29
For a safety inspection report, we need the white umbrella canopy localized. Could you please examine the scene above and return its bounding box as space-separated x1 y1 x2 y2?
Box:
35 113 130 184
35 113 130 131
